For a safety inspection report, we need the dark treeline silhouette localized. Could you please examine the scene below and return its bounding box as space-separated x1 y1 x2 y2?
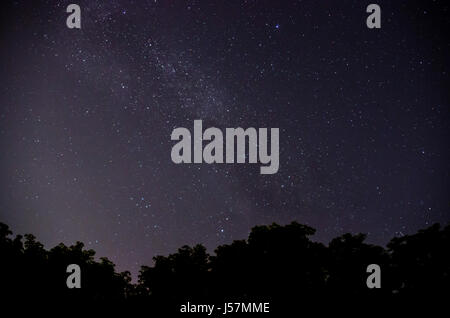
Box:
0 221 448 313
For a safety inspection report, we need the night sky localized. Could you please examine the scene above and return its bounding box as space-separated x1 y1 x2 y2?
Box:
1 0 449 277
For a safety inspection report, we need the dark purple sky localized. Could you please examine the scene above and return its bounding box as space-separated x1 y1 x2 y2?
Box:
1 0 449 277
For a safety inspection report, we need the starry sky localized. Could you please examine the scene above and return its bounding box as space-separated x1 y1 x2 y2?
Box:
1 0 449 277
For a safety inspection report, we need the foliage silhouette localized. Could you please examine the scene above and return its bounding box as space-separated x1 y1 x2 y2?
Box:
0 220 448 313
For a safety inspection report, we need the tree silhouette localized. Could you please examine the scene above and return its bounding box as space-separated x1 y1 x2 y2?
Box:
386 223 450 299
0 220 448 313
0 222 131 305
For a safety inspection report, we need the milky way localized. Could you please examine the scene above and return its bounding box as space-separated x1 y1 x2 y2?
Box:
1 0 449 277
